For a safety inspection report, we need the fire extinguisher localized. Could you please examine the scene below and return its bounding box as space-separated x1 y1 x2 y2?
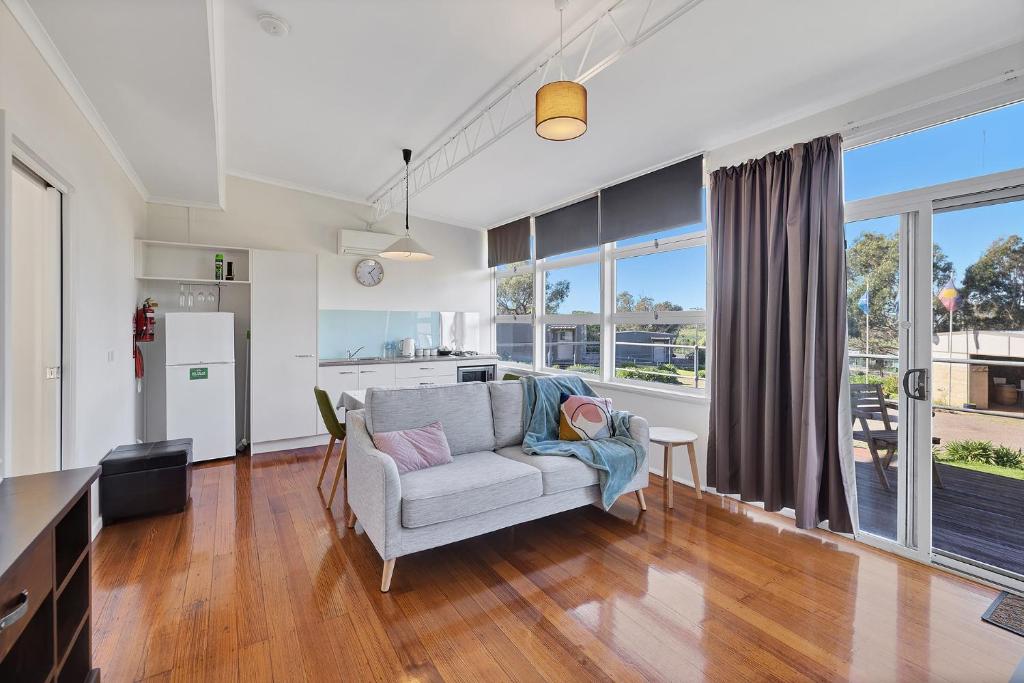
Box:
133 298 157 389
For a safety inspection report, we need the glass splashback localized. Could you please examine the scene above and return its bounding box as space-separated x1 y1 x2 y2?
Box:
319 310 441 359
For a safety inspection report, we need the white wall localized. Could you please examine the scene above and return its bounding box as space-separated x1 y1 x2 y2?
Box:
146 174 492 350
0 3 146 514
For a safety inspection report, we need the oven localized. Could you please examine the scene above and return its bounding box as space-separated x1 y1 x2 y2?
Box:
456 364 496 383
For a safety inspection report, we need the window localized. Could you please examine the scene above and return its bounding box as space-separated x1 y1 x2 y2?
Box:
844 100 1024 201
543 260 599 314
491 189 708 393
614 323 706 388
495 261 534 365
612 232 707 389
544 324 600 375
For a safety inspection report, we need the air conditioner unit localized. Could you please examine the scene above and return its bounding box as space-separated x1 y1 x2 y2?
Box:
337 227 399 256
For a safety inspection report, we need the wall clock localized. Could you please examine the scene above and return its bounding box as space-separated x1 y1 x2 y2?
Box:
355 258 384 287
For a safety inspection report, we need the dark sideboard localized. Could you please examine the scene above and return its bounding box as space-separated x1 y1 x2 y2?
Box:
0 467 101 682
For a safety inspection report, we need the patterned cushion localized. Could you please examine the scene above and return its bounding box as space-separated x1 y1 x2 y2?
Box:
558 393 613 441
372 421 453 474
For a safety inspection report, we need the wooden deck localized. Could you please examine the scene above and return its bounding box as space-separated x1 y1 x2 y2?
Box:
856 461 1024 576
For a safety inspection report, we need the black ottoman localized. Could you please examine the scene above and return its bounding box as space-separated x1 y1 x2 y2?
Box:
99 438 192 523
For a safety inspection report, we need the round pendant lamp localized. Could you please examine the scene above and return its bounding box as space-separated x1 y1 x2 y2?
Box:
379 148 434 261
535 0 587 141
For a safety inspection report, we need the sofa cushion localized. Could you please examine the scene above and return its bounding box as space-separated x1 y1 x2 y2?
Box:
488 380 524 448
365 383 496 456
372 421 453 474
495 445 599 495
400 451 543 528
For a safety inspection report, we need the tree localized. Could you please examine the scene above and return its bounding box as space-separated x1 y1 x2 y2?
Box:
846 231 953 354
959 235 1024 330
495 262 570 315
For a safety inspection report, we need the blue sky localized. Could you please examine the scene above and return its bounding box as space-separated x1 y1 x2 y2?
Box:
845 100 1024 282
547 100 1024 314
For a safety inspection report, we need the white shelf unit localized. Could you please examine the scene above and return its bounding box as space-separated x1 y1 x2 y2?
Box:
135 239 251 284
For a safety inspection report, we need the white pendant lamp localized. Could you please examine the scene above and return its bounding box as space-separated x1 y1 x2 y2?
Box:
379 148 434 261
535 0 587 141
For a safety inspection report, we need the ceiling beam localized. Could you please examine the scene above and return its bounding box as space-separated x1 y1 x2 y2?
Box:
368 0 706 221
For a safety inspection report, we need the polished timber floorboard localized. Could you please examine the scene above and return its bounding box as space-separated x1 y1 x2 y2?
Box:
92 448 1024 682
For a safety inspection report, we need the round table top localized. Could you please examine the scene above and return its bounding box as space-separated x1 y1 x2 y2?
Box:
649 426 699 445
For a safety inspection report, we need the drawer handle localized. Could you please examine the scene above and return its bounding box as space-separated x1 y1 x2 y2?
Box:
294 354 314 358
419 367 432 370
0 591 29 632
338 371 356 375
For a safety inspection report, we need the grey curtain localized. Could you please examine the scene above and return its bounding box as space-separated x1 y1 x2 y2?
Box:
707 134 855 533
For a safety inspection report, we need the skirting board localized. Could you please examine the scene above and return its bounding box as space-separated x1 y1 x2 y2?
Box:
252 434 332 454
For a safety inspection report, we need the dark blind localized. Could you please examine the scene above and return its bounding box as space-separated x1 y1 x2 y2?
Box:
600 155 703 244
487 217 531 268
535 196 599 260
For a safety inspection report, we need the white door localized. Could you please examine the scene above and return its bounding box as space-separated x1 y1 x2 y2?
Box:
166 363 236 462
9 162 61 476
251 249 317 443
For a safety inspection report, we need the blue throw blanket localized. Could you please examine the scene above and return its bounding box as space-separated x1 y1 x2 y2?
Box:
520 375 644 510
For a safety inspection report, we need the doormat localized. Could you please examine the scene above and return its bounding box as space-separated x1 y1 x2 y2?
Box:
982 591 1024 637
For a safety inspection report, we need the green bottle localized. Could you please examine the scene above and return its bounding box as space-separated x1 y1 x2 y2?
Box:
215 253 224 280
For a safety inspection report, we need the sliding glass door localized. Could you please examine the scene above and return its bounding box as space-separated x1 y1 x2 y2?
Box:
929 194 1024 582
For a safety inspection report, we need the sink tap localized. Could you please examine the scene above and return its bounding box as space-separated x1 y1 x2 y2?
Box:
346 346 365 360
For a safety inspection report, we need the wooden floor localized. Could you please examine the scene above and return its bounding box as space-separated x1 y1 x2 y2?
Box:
856 461 1024 576
91 448 1024 682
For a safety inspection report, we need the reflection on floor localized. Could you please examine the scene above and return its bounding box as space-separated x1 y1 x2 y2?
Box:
856 461 1024 575
91 449 1024 682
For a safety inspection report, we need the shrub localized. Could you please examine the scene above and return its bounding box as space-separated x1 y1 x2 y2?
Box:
992 445 1023 469
942 439 996 464
939 440 1024 470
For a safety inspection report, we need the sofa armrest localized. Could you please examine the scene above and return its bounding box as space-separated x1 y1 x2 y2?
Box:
345 409 403 560
627 415 651 489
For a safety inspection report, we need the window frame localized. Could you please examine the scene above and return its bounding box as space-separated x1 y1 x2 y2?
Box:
609 230 708 390
494 259 537 368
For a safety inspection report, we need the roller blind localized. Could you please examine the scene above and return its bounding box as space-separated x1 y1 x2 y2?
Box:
535 196 599 260
487 217 531 268
600 155 703 244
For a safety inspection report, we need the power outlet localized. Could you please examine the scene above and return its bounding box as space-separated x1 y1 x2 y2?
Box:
107 350 115 363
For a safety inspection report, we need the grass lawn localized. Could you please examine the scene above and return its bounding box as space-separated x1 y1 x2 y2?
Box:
936 458 1024 480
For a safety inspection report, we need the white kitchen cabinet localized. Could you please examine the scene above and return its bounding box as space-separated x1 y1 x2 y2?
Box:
251 249 318 444
357 363 397 389
316 365 359 433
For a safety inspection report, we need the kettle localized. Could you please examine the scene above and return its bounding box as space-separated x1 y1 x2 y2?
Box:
399 338 415 358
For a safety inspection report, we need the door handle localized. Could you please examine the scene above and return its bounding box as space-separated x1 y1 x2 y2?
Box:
902 368 928 401
0 591 29 632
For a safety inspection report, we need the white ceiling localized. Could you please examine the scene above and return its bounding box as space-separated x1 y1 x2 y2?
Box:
19 0 1024 226
27 0 220 205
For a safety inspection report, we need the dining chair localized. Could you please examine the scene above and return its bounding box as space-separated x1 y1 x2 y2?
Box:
314 386 348 508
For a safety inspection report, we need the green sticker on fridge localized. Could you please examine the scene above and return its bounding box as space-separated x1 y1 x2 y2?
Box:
190 367 208 380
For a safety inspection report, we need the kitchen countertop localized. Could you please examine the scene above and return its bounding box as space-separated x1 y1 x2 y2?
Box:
319 354 499 367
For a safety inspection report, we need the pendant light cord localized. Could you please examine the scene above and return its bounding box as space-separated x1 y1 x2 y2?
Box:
404 156 410 234
559 7 565 80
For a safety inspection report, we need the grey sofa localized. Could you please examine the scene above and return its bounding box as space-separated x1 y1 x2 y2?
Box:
344 380 650 591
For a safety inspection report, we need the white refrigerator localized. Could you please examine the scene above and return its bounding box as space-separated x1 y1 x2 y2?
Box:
145 312 236 462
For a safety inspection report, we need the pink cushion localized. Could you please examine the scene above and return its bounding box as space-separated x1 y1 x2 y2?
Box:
372 421 453 474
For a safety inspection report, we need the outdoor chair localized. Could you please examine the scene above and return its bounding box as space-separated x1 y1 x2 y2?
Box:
850 383 945 491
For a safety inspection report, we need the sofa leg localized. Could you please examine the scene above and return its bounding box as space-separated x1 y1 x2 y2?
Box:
381 559 396 592
635 489 647 511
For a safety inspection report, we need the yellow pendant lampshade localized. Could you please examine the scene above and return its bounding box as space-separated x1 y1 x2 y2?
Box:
535 80 587 141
